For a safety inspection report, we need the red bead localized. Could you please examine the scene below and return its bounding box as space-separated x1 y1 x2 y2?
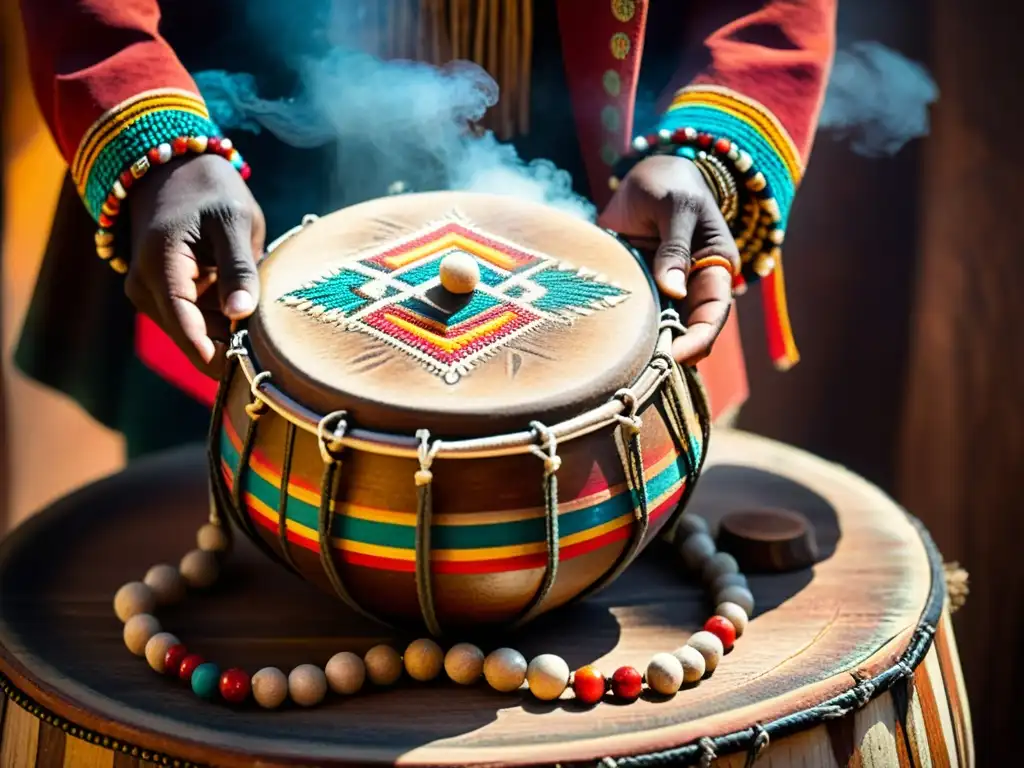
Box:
98 213 114 229
705 616 738 650
119 171 134 189
219 668 251 704
164 644 188 676
714 138 732 154
178 653 205 682
572 665 606 706
146 147 163 164
104 195 120 213
207 137 222 154
239 163 252 181
611 666 643 702
697 133 713 149
172 137 189 155
672 128 689 144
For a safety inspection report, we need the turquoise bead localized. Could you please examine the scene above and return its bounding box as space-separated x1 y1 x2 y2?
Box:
191 662 221 699
676 146 697 160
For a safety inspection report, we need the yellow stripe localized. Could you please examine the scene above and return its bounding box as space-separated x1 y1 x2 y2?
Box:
245 477 685 561
386 310 517 352
72 88 208 180
74 99 210 194
669 86 803 181
247 446 681 526
768 259 800 369
380 232 524 272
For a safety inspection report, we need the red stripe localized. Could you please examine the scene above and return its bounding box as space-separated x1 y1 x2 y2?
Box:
913 659 952 768
241 482 683 574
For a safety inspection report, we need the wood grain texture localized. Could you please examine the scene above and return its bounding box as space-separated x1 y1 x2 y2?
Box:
34 721 66 768
0 431 947 766
0 702 38 768
894 3 1024 766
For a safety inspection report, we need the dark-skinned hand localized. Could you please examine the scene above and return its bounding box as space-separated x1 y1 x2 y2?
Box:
126 153 266 378
598 154 740 366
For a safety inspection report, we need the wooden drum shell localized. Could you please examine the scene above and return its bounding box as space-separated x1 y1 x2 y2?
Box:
213 351 705 632
0 432 973 768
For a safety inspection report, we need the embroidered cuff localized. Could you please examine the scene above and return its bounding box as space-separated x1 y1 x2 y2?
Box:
653 86 804 369
71 88 223 221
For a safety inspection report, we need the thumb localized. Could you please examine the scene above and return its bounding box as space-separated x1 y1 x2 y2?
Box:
207 206 264 320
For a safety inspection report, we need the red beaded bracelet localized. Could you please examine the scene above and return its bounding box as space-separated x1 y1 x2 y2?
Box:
93 135 251 274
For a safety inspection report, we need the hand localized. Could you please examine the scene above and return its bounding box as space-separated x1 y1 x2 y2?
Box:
599 154 740 366
126 153 266 377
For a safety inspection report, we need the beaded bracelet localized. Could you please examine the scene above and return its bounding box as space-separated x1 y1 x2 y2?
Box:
610 128 787 294
93 136 251 274
113 514 755 709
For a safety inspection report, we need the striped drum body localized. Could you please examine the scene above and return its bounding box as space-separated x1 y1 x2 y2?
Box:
208 192 709 633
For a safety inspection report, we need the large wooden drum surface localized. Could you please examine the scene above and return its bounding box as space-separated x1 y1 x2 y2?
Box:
0 432 972 767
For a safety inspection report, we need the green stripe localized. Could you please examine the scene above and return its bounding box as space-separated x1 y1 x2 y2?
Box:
220 429 694 549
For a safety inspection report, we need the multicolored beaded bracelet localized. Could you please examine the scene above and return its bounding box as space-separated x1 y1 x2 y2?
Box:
609 127 787 295
93 135 251 274
113 514 754 709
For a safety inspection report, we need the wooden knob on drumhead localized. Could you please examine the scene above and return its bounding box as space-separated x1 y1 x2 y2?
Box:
717 509 819 573
439 252 481 294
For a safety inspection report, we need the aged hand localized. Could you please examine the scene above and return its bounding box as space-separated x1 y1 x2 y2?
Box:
599 154 740 366
127 153 266 377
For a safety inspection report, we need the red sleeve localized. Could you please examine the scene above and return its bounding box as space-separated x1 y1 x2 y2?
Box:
19 0 220 221
648 0 837 369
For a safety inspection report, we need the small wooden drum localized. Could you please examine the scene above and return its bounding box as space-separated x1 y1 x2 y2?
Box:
0 433 971 767
210 192 710 634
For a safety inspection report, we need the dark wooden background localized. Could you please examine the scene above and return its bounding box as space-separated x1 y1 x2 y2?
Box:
740 0 1024 761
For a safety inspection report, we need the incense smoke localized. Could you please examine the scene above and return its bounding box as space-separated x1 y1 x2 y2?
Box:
818 42 939 157
195 33 597 221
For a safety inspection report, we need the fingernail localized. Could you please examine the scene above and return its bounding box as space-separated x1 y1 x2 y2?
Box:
195 337 217 364
661 269 687 298
224 290 256 318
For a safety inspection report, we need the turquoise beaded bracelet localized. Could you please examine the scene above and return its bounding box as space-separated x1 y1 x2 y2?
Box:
93 135 251 274
610 128 786 294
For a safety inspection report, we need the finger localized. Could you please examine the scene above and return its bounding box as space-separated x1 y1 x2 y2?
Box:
670 265 734 366
205 205 261 320
691 197 742 276
652 195 700 300
157 245 220 369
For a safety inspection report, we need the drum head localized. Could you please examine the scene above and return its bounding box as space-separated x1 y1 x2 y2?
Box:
248 192 658 436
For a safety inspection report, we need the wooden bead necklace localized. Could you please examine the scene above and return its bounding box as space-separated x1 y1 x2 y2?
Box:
114 514 754 709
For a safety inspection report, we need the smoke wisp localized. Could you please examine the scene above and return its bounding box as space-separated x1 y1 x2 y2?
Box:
819 41 939 158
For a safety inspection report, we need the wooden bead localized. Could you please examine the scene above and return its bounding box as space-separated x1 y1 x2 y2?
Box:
610 666 643 702
671 645 706 683
179 549 219 589
716 585 755 615
326 651 366 695
704 616 737 651
646 652 684 696
114 582 155 623
219 668 251 704
144 564 186 606
196 523 230 553
483 648 528 693
526 654 570 701
191 663 221 699
686 630 725 673
444 643 485 685
676 514 709 538
123 614 161 656
716 601 749 637
404 638 444 682
572 665 606 705
288 664 328 707
710 572 748 595
679 533 716 571
252 667 289 709
144 632 180 673
439 252 481 294
701 552 740 585
364 645 403 686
